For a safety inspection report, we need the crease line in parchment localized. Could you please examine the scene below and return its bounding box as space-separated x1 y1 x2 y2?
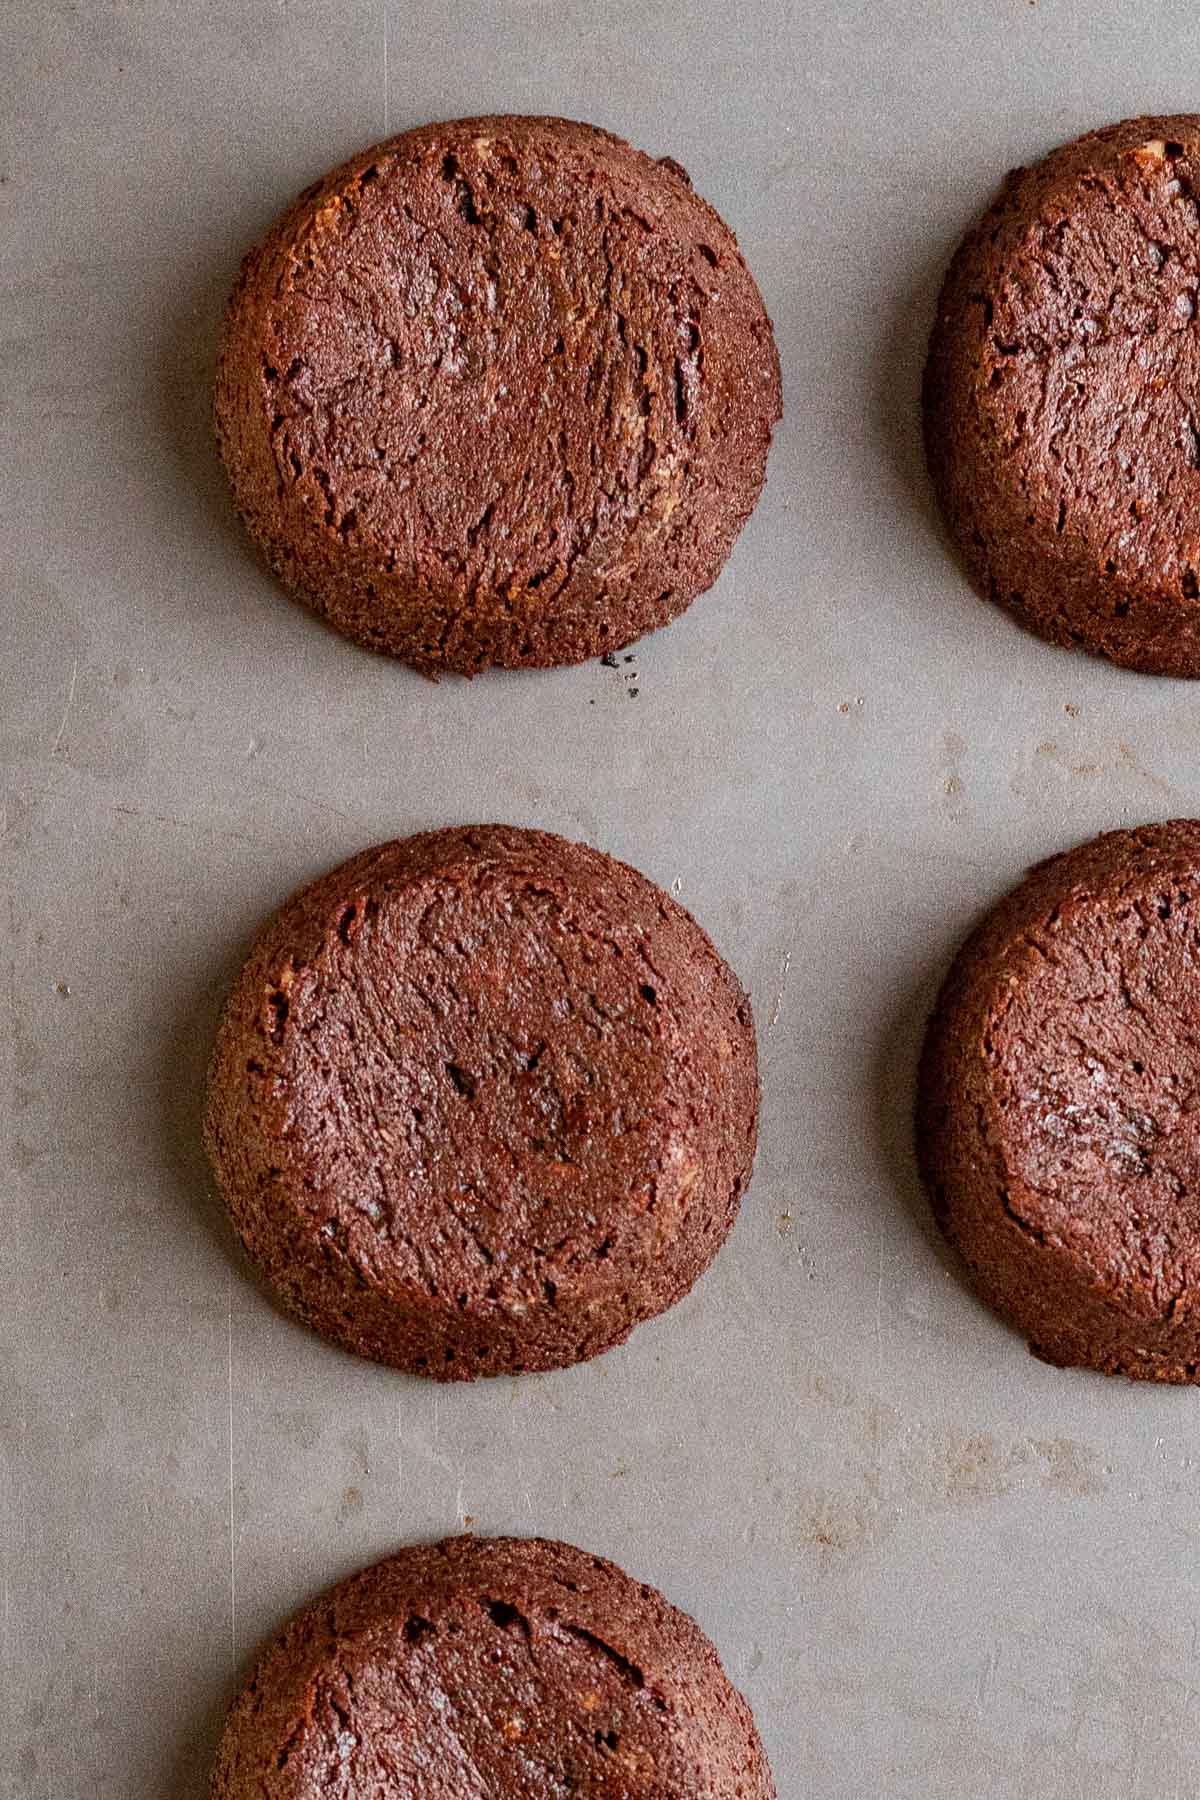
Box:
227 1280 237 1671
382 6 389 136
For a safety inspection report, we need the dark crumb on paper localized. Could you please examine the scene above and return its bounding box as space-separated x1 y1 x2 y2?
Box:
55 981 71 997
462 1513 475 1529
1064 702 1079 716
600 646 641 697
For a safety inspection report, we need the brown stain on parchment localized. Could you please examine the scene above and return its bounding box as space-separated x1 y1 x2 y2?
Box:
786 1360 1107 1558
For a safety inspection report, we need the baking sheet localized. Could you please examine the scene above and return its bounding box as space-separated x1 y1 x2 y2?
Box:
6 2 1200 1794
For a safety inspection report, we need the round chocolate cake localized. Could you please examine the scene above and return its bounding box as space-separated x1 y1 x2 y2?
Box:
216 114 781 673
204 825 758 1377
925 115 1200 674
918 820 1200 1379
212 1535 775 1799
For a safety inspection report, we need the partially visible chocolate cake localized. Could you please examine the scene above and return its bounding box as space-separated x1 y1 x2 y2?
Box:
925 116 1200 674
919 821 1200 1378
212 1536 775 1800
